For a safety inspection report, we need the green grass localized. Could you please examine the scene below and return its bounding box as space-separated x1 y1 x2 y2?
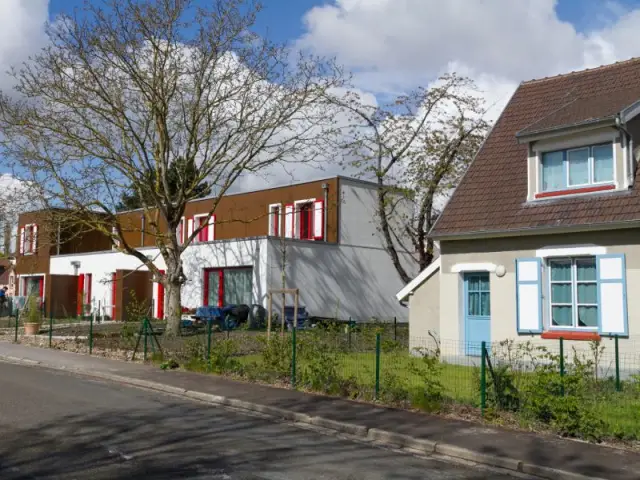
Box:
236 350 479 405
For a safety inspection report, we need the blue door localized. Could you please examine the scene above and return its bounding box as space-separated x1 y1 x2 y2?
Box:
464 273 491 356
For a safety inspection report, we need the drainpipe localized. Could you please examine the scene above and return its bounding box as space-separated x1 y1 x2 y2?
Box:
322 183 329 242
141 213 145 247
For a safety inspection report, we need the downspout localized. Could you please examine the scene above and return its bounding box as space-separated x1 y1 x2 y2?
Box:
141 213 145 247
322 183 329 242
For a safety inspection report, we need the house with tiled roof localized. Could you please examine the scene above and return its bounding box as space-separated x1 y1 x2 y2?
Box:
397 57 640 355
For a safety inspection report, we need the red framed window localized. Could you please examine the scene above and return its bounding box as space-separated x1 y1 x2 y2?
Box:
298 202 313 240
20 224 38 255
203 267 253 307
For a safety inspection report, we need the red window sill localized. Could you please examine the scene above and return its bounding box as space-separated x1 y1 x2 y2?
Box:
535 184 615 199
541 331 601 341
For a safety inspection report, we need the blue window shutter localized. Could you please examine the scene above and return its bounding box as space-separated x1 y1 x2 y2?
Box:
516 258 543 334
596 254 628 337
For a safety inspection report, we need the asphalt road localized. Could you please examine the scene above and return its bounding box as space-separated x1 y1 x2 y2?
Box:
0 362 529 480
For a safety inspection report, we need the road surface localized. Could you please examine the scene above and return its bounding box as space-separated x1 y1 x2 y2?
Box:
0 361 530 479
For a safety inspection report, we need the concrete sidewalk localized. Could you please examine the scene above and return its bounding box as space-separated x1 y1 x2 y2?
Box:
0 342 638 480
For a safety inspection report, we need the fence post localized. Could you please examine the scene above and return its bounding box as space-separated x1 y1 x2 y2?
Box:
14 309 19 343
348 317 352 350
615 336 621 392
291 326 297 388
559 337 565 396
143 318 148 361
375 332 381 400
480 341 486 417
394 316 397 342
48 311 53 348
89 309 94 355
206 319 213 371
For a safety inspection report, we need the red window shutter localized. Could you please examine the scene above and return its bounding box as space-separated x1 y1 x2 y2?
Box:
156 269 165 319
111 272 117 320
77 273 85 315
313 200 324 240
218 270 224 307
203 269 210 306
85 273 92 306
38 277 44 300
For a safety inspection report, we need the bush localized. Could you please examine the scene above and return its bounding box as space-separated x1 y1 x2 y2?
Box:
209 338 240 373
520 348 605 442
409 346 444 412
380 372 410 405
257 334 292 380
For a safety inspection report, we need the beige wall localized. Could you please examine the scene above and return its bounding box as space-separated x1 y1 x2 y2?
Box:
526 127 624 201
437 228 640 356
408 268 440 351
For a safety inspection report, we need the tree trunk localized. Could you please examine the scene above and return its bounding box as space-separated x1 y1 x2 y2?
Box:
165 280 182 337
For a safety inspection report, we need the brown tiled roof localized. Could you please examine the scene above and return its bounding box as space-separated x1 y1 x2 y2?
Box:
431 58 640 238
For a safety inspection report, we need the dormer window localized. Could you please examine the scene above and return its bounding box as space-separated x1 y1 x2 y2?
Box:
537 142 616 199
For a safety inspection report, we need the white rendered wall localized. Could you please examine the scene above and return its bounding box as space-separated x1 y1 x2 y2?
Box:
49 238 268 312
266 238 414 321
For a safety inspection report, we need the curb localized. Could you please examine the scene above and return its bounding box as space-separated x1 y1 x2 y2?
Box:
0 353 609 480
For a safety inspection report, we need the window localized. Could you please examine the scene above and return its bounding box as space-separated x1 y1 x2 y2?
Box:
540 143 614 193
193 215 209 243
21 224 37 255
204 267 252 307
268 204 281 236
297 202 313 240
549 257 598 329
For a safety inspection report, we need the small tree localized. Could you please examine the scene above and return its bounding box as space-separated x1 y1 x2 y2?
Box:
333 74 490 283
0 0 344 335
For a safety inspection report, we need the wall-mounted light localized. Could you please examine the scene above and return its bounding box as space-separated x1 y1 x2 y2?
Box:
495 265 506 277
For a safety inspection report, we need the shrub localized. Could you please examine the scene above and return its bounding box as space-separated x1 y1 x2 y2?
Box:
380 372 410 405
257 334 292 380
409 346 444 412
209 338 240 373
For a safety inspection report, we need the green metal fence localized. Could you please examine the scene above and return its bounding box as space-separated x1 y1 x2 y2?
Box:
7 315 640 441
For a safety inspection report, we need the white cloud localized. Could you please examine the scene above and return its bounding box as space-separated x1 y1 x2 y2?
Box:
297 0 640 101
0 0 49 92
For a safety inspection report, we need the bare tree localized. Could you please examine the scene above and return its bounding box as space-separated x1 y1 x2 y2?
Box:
0 0 344 335
333 74 490 283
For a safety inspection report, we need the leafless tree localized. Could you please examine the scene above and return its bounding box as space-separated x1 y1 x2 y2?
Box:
332 74 490 283
0 0 344 335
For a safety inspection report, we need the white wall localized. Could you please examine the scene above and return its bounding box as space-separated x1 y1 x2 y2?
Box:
50 247 165 312
180 238 268 307
267 238 414 321
50 238 268 312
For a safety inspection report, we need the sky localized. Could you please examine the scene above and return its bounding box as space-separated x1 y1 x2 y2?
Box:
5 0 640 190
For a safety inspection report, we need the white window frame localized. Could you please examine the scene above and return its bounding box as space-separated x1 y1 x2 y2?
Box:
293 198 315 240
534 131 618 198
268 203 281 237
566 146 590 188
192 213 209 243
547 256 598 331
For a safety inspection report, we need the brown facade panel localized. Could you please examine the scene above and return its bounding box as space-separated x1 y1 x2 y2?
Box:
116 270 153 322
46 274 79 318
116 177 340 248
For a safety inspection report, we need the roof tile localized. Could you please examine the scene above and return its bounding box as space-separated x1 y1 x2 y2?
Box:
432 58 640 237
